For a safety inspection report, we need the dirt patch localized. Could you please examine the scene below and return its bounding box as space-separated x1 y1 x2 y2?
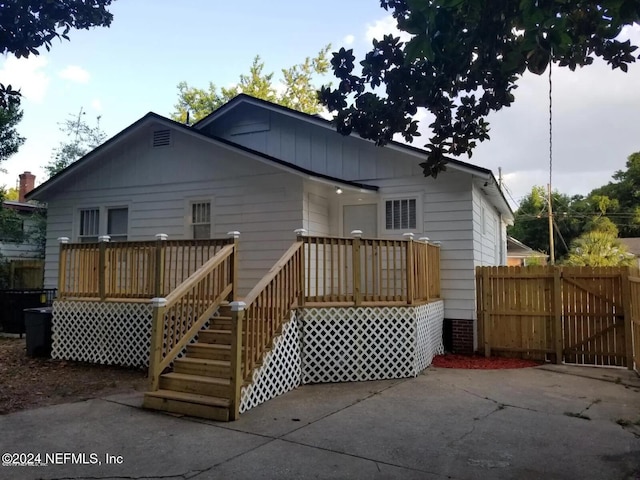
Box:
0 337 147 415
432 353 542 369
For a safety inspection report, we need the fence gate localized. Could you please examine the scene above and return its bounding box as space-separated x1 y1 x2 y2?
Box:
561 267 627 367
630 271 640 374
477 266 635 369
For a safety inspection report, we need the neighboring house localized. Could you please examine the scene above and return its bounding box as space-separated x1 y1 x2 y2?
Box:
507 236 548 266
618 238 640 268
27 94 513 354
1 172 43 261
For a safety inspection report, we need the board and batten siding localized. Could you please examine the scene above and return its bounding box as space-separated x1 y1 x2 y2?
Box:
42 126 303 295
203 103 424 182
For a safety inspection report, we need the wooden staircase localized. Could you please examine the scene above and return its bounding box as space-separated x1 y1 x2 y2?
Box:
143 304 235 421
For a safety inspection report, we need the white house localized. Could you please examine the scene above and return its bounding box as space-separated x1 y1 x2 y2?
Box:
28 94 512 355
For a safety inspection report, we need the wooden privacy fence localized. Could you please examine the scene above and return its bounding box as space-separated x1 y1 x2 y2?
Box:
58 237 234 299
477 266 637 369
629 270 640 374
301 235 441 306
8 259 44 289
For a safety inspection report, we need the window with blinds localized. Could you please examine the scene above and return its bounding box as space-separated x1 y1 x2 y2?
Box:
385 199 417 230
192 201 211 239
79 208 100 242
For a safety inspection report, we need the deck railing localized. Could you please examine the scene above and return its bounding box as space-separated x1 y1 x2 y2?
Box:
301 234 441 305
239 241 304 381
148 243 236 390
57 236 234 299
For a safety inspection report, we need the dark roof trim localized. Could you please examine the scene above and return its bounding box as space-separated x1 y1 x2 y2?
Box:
27 112 378 200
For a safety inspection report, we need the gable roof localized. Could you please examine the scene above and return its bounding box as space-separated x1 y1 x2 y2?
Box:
507 236 548 258
27 112 378 201
28 94 512 221
193 94 512 218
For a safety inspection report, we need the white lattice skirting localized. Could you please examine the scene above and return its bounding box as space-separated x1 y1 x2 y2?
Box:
240 313 301 413
299 301 445 384
52 300 153 367
240 300 445 412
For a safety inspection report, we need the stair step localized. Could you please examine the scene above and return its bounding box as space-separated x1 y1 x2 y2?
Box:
209 316 232 329
160 372 230 397
143 389 230 421
198 329 231 345
217 305 232 317
186 343 231 361
174 357 230 376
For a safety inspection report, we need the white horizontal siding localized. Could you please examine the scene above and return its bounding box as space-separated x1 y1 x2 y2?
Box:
303 182 331 236
41 127 303 295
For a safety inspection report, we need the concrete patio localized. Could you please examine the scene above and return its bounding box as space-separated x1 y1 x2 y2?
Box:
1 365 638 480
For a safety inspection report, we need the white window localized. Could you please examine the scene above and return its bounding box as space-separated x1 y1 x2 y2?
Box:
79 208 100 243
191 201 211 239
385 198 417 230
108 208 129 242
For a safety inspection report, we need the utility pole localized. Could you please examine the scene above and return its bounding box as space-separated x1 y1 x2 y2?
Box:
498 167 503 189
547 183 555 265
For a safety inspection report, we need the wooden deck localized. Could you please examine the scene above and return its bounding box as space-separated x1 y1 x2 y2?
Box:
55 233 442 421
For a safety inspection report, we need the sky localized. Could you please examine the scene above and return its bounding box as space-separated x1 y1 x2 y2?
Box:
1 1 639 211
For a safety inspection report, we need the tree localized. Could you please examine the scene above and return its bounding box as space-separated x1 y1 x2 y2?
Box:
319 1 640 177
588 151 640 237
3 187 19 201
564 230 634 266
45 109 106 178
172 45 331 124
0 0 115 107
0 104 25 166
508 186 588 261
0 189 25 243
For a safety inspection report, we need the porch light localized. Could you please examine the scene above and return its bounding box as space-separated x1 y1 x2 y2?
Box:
335 186 343 194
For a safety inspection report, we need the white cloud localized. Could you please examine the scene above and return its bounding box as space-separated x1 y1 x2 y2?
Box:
0 55 50 103
91 98 103 112
343 34 355 46
365 16 412 43
58 65 90 84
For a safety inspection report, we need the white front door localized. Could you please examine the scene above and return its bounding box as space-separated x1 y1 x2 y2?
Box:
343 204 377 237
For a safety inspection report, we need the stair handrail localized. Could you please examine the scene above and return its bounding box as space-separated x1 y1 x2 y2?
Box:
148 243 236 390
240 241 304 380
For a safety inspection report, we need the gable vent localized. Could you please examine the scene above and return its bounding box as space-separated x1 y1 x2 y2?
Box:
152 129 171 147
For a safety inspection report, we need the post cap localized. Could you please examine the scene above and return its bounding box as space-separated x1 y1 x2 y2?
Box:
418 237 430 243
155 233 169 241
150 297 167 307
57 236 70 244
227 231 241 239
230 301 247 312
98 235 111 242
294 228 308 236
350 230 363 238
432 241 442 246
403 232 415 240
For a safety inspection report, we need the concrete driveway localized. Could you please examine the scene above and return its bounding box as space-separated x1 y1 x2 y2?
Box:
1 365 639 480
